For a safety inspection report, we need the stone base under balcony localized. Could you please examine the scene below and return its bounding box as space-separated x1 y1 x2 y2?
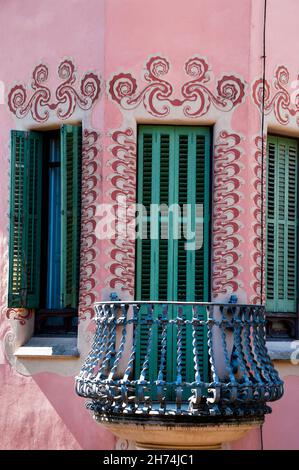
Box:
97 415 264 450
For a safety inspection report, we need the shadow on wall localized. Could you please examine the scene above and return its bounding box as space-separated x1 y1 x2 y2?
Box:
231 375 299 450
0 364 115 450
262 375 299 450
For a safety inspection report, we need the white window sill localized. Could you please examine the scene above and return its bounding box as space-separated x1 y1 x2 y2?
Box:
13 339 295 361
266 340 297 361
14 336 80 359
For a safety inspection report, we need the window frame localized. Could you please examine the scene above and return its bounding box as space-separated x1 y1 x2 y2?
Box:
265 133 299 340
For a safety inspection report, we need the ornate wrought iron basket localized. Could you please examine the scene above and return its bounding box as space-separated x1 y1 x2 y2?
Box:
76 301 283 421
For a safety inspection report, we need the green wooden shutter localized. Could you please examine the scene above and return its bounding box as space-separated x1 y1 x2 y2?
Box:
135 129 166 382
173 130 210 385
8 131 42 308
135 126 210 386
266 136 298 313
60 124 82 309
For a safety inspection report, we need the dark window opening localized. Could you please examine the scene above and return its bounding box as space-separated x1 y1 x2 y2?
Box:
36 130 78 336
8 125 82 336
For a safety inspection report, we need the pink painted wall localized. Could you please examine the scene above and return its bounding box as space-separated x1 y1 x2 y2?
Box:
0 0 299 450
0 365 114 450
0 0 114 450
263 376 299 450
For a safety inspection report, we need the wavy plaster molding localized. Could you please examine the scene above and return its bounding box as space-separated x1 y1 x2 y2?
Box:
252 65 299 126
108 55 246 118
106 128 136 298
212 131 244 298
79 129 101 320
250 135 266 305
8 59 102 122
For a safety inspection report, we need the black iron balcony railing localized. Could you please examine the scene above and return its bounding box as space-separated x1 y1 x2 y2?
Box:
76 301 283 421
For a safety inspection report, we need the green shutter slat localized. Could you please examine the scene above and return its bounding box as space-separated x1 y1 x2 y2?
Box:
136 126 210 391
60 124 82 309
135 131 151 379
266 136 298 313
26 133 43 308
266 141 276 307
173 129 210 388
8 131 42 309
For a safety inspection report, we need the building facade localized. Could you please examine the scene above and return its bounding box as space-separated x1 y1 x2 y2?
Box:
0 0 299 450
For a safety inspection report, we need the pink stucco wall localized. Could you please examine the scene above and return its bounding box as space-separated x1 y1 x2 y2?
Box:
263 376 299 450
0 365 114 449
231 375 299 450
0 0 299 450
0 0 114 450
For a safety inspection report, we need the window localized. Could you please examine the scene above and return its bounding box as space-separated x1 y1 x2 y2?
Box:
8 124 82 335
266 135 298 339
135 125 211 392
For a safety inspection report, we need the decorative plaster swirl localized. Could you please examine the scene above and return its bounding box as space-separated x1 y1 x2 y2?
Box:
2 328 17 368
212 131 244 297
106 128 136 297
250 135 266 305
79 129 101 320
252 65 299 125
6 308 33 325
108 56 245 117
8 59 101 122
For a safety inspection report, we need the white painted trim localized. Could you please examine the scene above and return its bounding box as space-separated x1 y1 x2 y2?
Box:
14 336 79 359
267 340 297 361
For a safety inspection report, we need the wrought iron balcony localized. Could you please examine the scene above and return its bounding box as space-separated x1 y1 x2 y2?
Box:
75 301 283 449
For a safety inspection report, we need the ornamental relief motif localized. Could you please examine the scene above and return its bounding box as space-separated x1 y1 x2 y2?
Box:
106 128 136 297
108 56 246 117
250 135 266 305
79 129 102 320
252 65 299 125
8 59 102 122
212 131 244 298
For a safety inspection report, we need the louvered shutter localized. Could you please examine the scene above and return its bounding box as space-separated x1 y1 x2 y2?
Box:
135 129 169 381
60 125 82 309
135 126 210 386
8 131 42 308
173 130 210 385
266 136 298 313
